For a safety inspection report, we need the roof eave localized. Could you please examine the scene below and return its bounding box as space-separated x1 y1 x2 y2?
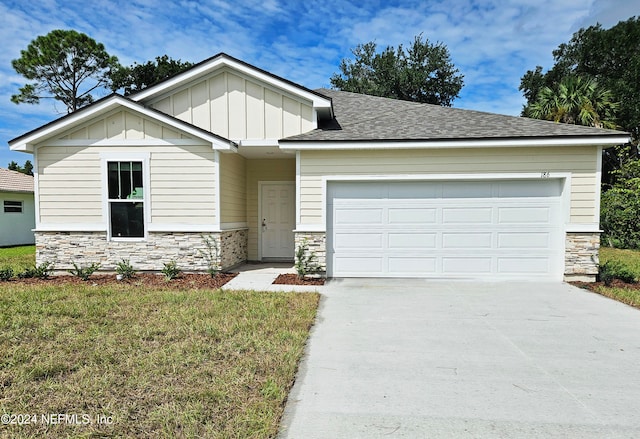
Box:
279 134 631 150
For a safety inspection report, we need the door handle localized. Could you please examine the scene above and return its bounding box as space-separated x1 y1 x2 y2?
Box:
262 218 267 228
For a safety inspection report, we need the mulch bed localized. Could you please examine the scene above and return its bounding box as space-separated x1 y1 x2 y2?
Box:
272 273 325 286
571 278 640 291
5 272 238 289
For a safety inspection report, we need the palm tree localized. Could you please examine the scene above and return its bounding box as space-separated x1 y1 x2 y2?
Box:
527 76 619 129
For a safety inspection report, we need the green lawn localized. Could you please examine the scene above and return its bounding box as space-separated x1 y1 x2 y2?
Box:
594 246 640 309
0 245 35 272
0 279 318 438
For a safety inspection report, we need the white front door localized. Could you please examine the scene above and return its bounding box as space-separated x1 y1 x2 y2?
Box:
260 182 295 260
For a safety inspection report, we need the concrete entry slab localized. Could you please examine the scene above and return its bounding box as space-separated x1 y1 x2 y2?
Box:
278 279 640 438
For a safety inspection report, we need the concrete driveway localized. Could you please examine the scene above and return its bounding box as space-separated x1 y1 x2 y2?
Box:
278 279 640 438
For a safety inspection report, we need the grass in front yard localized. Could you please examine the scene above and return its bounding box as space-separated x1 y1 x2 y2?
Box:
599 246 640 278
0 283 319 438
591 247 640 309
0 245 35 272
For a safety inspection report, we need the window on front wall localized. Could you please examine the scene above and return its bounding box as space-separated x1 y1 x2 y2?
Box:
3 200 23 213
108 161 144 238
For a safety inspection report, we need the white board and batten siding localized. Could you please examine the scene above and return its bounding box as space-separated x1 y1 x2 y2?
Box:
36 109 218 229
147 70 315 140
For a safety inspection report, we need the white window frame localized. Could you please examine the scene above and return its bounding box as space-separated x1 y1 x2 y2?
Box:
3 200 23 214
100 152 150 241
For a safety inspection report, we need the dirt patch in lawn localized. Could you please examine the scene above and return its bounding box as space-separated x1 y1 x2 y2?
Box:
6 272 238 289
273 273 325 286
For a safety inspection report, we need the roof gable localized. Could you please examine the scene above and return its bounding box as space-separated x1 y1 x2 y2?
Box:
0 168 33 193
130 53 332 117
9 95 234 152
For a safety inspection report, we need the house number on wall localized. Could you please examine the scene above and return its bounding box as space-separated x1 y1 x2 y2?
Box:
541 171 550 178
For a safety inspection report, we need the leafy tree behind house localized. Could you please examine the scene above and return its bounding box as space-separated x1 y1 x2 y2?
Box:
520 16 640 248
110 55 193 96
331 34 464 106
525 75 618 129
11 29 120 113
7 160 34 176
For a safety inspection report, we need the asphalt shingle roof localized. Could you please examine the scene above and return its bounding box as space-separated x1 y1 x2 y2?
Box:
282 89 628 142
0 168 34 193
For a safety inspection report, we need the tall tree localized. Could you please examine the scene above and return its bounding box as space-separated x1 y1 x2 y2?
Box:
526 75 618 129
110 55 193 96
6 160 34 176
330 34 464 106
12 29 119 113
520 17 640 140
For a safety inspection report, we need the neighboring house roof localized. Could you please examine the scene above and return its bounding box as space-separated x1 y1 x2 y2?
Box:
0 168 34 193
281 88 629 143
9 94 235 153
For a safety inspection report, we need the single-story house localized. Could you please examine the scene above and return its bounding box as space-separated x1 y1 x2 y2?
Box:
0 167 35 247
9 53 629 281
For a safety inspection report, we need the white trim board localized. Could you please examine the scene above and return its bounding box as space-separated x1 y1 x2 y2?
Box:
280 136 630 151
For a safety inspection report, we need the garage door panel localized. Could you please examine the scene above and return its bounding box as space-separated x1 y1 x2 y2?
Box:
328 180 564 280
334 232 383 249
388 208 437 224
498 232 550 249
442 208 493 224
498 179 562 197
498 207 551 224
498 257 550 273
388 257 437 273
334 208 383 225
334 256 383 274
388 233 436 249
442 257 492 274
442 233 492 249
442 181 493 198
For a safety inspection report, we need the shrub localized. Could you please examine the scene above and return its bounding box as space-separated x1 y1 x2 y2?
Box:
68 262 101 281
601 155 640 249
0 267 14 281
295 239 318 279
17 261 54 279
161 260 181 280
598 260 637 286
198 234 221 277
115 259 136 280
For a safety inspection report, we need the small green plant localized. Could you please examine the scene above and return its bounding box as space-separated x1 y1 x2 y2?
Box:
161 260 181 280
295 239 318 279
17 261 54 279
198 234 221 277
115 259 136 280
68 262 101 281
598 260 637 286
0 267 14 281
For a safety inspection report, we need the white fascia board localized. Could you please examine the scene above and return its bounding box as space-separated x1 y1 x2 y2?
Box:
9 95 233 152
130 56 332 110
279 135 630 151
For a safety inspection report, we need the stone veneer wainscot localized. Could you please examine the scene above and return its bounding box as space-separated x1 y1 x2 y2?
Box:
564 232 600 282
294 232 326 274
35 229 248 272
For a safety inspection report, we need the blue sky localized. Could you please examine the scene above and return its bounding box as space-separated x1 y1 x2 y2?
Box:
1 0 638 167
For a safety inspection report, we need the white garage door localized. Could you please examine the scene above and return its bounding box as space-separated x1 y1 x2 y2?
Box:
327 180 564 280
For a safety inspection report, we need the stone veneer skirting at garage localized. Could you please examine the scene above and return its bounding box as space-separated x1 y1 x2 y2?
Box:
35 229 248 272
295 232 326 274
564 232 600 282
